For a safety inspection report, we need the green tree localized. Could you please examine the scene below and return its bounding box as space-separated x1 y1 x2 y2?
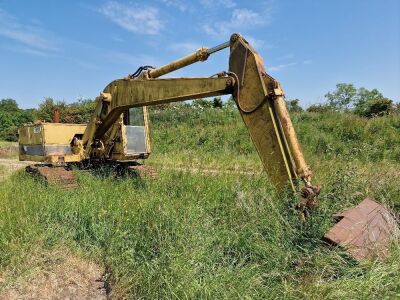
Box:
0 98 19 112
0 98 35 141
35 98 67 122
35 97 56 122
35 97 96 123
212 97 223 109
286 99 303 112
355 98 393 118
306 103 333 113
192 98 212 109
352 87 392 118
356 88 383 106
63 98 96 123
325 83 357 111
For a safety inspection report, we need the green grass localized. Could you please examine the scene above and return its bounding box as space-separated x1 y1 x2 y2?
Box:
0 141 16 148
148 108 400 170
0 109 399 299
0 141 18 159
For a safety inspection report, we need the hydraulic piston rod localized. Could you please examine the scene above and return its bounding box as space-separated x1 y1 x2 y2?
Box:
207 41 230 55
148 41 230 79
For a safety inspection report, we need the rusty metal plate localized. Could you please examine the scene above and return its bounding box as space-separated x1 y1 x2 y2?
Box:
324 198 398 261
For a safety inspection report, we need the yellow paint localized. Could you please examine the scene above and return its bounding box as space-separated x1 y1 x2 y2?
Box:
19 123 86 145
19 153 83 163
18 33 313 193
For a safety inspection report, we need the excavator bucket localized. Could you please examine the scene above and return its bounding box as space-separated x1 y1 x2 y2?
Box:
324 198 398 261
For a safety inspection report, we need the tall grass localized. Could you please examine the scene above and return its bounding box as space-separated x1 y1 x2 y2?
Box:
0 109 399 298
149 108 400 169
1 165 399 299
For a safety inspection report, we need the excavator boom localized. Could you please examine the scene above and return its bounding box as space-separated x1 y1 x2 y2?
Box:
80 33 319 204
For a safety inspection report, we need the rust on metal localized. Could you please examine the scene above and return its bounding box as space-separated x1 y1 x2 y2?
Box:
324 198 398 261
26 165 78 189
53 109 60 123
296 185 321 217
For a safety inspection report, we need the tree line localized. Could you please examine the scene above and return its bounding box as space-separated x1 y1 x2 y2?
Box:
0 83 397 141
0 97 96 141
289 83 397 117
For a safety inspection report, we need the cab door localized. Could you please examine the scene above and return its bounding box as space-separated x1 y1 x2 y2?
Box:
123 107 151 157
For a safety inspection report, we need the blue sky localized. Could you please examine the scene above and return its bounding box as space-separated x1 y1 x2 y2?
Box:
0 0 399 109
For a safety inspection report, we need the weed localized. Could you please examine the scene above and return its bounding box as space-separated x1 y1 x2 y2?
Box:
0 109 399 298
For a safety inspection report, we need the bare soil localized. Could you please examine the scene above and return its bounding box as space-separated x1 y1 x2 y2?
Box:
0 247 106 300
0 158 30 181
0 159 108 299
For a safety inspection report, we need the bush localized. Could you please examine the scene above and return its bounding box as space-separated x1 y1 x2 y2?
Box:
212 97 223 109
1 126 19 142
286 99 303 112
192 99 212 109
0 99 35 141
306 104 332 113
35 97 96 123
354 98 393 118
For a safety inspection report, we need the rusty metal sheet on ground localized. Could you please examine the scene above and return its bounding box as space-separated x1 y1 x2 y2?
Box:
324 198 398 261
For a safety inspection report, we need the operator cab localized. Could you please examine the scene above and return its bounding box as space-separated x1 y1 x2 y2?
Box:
121 107 151 159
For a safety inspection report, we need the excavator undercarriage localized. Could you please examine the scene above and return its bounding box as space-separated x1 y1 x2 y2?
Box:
18 33 397 261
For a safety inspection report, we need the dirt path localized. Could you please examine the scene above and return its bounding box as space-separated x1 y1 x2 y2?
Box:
0 159 108 299
0 158 31 182
0 158 261 179
164 166 260 176
0 247 107 300
0 158 31 168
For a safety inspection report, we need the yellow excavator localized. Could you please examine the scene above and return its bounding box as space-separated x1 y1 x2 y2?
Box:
18 33 396 260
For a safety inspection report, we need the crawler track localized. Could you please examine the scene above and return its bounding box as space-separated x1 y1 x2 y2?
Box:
26 165 78 189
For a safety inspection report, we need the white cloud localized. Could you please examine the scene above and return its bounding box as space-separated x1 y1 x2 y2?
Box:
203 8 268 38
0 44 51 57
0 9 59 53
98 2 163 35
279 54 294 60
199 0 236 9
169 41 205 54
14 47 50 57
104 51 160 68
269 62 297 72
244 36 272 50
161 0 189 12
111 35 124 42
